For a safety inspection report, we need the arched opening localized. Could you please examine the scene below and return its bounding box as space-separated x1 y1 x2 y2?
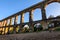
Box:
46 2 60 19
17 15 20 24
12 18 14 25
33 8 42 21
24 12 29 22
7 19 10 25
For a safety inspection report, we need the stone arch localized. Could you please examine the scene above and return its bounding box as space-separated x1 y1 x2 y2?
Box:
33 8 42 21
44 0 60 8
17 15 20 24
24 12 29 22
46 2 60 18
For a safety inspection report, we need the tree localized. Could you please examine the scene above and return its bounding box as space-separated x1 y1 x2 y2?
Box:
34 23 43 32
57 15 60 17
48 15 54 19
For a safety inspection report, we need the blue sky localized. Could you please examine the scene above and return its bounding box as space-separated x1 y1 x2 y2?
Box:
0 0 60 23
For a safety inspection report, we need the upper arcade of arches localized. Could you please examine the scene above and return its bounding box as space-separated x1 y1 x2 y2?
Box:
0 0 60 21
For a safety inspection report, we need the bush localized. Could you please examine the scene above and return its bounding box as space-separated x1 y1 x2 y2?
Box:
16 26 20 33
22 27 29 33
34 24 43 32
9 29 14 34
55 27 60 31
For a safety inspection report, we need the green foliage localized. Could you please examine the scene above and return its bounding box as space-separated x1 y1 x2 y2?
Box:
16 26 20 33
9 30 13 34
55 27 60 31
34 25 43 32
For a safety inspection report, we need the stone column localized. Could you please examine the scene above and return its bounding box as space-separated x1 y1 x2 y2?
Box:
9 18 12 25
0 22 3 34
20 13 24 23
2 21 4 26
1 22 3 27
40 21 48 30
14 16 18 25
5 20 8 26
41 4 46 20
5 20 8 34
14 16 18 33
8 18 12 34
20 13 24 32
3 21 5 26
1 21 3 25
29 10 34 31
0 22 1 27
3 21 5 33
40 4 48 30
4 20 7 34
2 21 4 33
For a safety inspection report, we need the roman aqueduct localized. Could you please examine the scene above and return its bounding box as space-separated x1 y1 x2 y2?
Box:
0 0 60 34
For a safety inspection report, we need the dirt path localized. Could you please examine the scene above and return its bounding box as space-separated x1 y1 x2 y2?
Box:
0 31 60 40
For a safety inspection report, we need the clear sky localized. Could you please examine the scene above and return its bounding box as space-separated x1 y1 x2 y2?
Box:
0 0 60 23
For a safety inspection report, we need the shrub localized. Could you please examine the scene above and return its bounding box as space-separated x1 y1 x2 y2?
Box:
34 24 43 32
16 26 20 33
22 27 29 33
9 29 13 34
22 25 29 33
55 27 60 31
